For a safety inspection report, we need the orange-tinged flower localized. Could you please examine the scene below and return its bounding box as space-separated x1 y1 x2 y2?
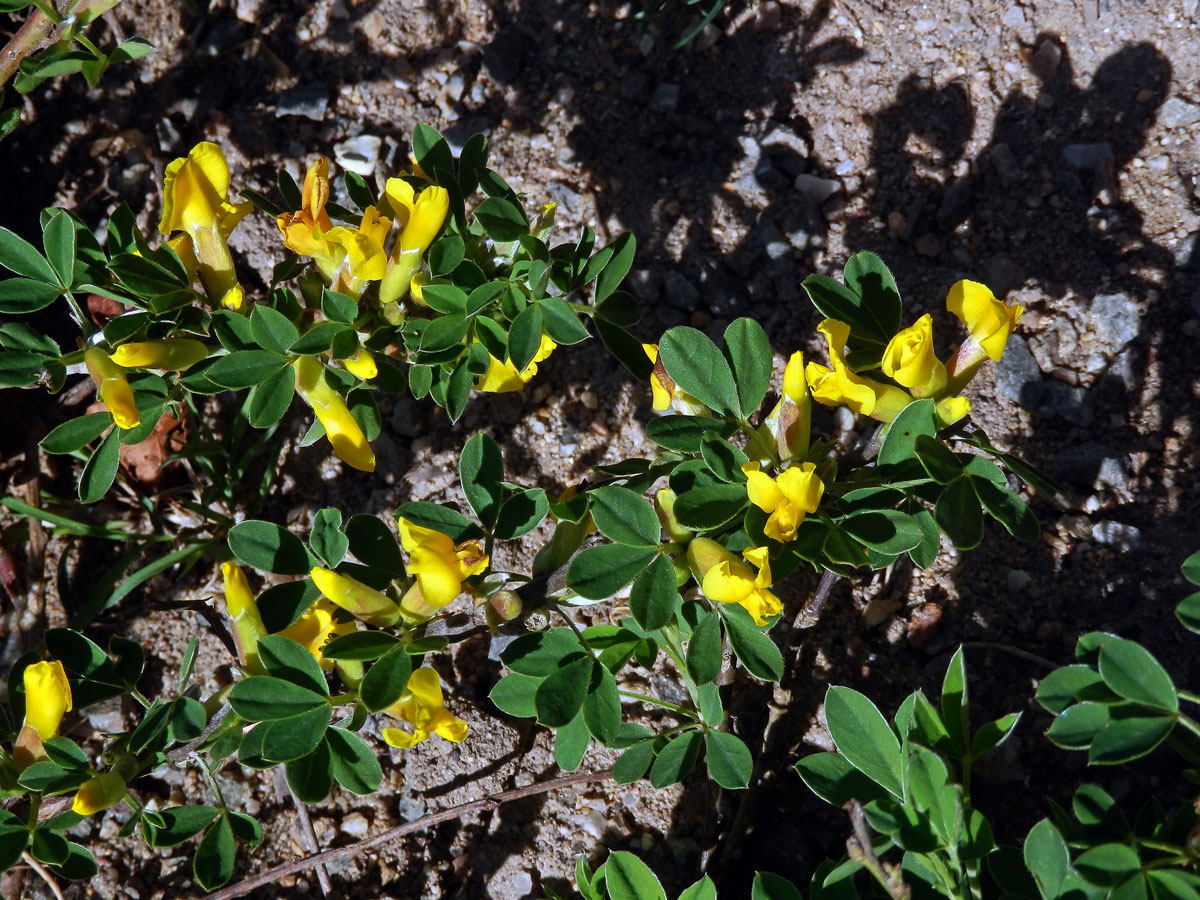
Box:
742 461 824 542
381 667 468 748
84 347 140 430
805 319 912 423
760 350 811 461
159 142 252 311
292 355 375 473
476 333 558 393
397 518 488 619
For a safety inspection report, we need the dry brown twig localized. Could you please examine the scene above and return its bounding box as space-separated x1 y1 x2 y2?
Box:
203 768 613 900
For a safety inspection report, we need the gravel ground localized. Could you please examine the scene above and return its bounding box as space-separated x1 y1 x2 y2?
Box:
2 0 1200 897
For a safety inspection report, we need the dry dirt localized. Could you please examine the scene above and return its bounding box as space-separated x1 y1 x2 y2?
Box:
2 0 1200 898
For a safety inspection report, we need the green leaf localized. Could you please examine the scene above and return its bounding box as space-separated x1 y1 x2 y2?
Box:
699 434 749 483
250 304 300 355
612 740 656 784
489 672 540 718
686 611 722 685
795 751 890 807
935 477 984 551
308 507 348 568
752 872 804 900
538 296 590 344
150 806 220 847
605 850 667 900
1148 872 1200 900
0 811 26 873
842 251 902 337
722 317 772 419
41 413 113 454
629 554 678 631
285 739 333 802
411 124 455 184
644 415 736 452
493 488 550 540
913 434 963 483
841 510 925 555
421 283 468 315
0 225 57 282
974 478 1041 542
720 604 783 681
0 278 60 314
289 322 347 355
260 704 332 761
258 635 329 695
597 318 653 380
824 685 903 798
229 520 314 575
1046 702 1111 749
680 876 718 900
460 433 504 527
322 631 400 661
649 730 702 788
248 364 295 428
1178 591 1200 635
428 235 465 276
1089 711 1175 764
78 427 120 503
228 811 263 847
590 486 661 546
971 712 1020 758
595 232 635 303
940 646 970 755
205 350 288 389
553 713 591 771
535 655 592 727
705 729 752 789
48 841 96 880
1037 665 1107 714
42 737 88 771
566 544 657 599
672 483 749 530
327 727 383 794
501 628 583 677
43 210 76 288
583 663 621 745
109 37 156 62
193 815 235 890
877 399 937 466
659 326 738 416
359 646 414 712
1097 637 1177 712
228 676 328 721
344 515 407 577
1182 551 1200 585
394 501 482 542
1074 844 1142 887
475 197 527 241
168 697 207 743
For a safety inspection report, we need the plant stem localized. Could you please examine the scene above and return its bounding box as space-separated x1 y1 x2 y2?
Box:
1177 690 1200 707
1176 714 1200 742
194 752 226 810
618 689 697 719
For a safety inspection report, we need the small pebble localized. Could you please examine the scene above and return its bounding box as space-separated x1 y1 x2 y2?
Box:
341 812 370 837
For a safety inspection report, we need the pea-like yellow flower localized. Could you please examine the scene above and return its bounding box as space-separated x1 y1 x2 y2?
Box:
159 142 253 312
110 339 209 371
379 178 450 306
279 597 357 668
221 561 267 675
654 488 693 544
310 567 402 628
277 159 390 299
944 280 1024 394
14 660 72 769
396 518 489 619
84 347 140 430
687 539 780 626
71 771 126 816
341 347 377 381
805 319 912 423
742 461 824 543
935 395 972 427
642 343 708 415
292 355 376 473
880 314 947 398
380 667 468 749
476 333 558 393
760 350 811 462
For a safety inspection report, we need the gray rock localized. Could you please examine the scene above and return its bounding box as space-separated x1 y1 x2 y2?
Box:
664 271 699 310
982 255 1025 297
487 634 518 662
546 181 581 213
397 795 427 822
1054 441 1123 488
1176 233 1200 270
1089 292 1140 356
1107 346 1139 391
1044 381 1094 426
793 173 841 205
993 334 1044 405
650 83 680 112
1007 569 1032 592
1095 454 1132 493
1091 520 1143 552
334 135 381 177
1159 96 1200 129
277 83 329 120
1062 143 1114 169
990 143 1021 185
84 697 126 734
1002 5 1025 26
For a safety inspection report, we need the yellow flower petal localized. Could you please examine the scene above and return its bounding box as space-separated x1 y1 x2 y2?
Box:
110 339 208 371
72 772 126 816
782 350 806 401
475 334 557 393
946 280 1023 362
398 186 449 256
23 660 72 741
881 314 946 395
310 567 399 626
293 356 375 472
84 347 140 430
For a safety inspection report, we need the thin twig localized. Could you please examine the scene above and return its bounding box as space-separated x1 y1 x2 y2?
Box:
165 702 231 765
278 769 331 896
959 641 1056 670
20 851 66 900
204 768 613 900
844 800 909 900
790 568 840 632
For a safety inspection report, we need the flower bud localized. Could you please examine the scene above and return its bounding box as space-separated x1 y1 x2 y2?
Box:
84 347 140 430
292 355 376 473
14 659 72 769
654 489 693 544
486 590 522 632
110 339 209 371
310 567 401 627
71 771 126 816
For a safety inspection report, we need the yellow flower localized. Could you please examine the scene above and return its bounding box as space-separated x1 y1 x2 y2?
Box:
380 667 468 749
476 333 557 393
110 339 208 371
880 314 947 397
642 343 708 415
84 347 140 430
935 395 972 427
742 461 824 542
396 518 489 619
379 178 450 306
946 280 1022 362
805 319 912 423
292 355 376 473
687 539 780 626
279 596 357 667
158 142 252 311
221 562 267 674
341 347 377 381
14 660 72 769
310 568 401 628
277 159 390 299
71 771 126 816
761 350 811 461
